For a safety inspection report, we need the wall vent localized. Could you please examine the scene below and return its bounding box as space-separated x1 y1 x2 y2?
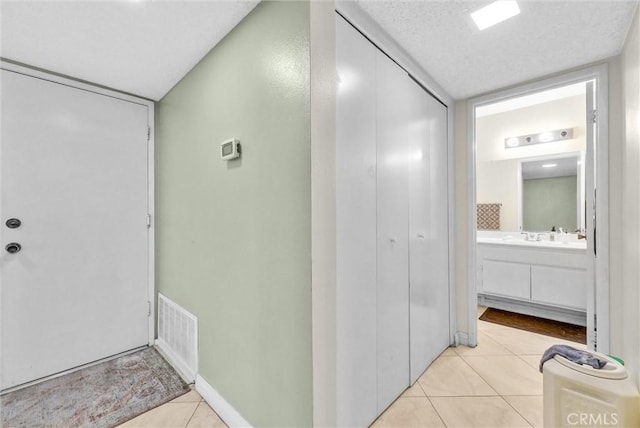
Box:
156 293 198 383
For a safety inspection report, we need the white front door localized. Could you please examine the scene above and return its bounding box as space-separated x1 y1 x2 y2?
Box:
0 68 151 390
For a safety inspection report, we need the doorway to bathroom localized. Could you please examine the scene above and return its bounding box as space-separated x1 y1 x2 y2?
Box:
467 65 609 353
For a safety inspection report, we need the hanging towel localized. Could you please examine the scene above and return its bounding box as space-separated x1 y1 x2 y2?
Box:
539 344 608 373
477 203 501 230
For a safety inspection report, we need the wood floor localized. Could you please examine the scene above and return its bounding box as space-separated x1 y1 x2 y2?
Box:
479 308 586 344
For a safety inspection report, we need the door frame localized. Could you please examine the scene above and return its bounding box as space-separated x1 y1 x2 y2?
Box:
0 60 155 348
466 64 610 352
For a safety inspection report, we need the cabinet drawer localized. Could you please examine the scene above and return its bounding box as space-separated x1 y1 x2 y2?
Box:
482 260 530 300
531 266 586 310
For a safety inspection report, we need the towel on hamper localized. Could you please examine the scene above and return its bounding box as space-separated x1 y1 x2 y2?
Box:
539 344 608 373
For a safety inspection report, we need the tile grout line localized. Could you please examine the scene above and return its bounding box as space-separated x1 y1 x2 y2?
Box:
454 354 500 396
424 395 449 428
500 396 536 428
425 393 535 398
183 401 202 428
470 321 540 427
514 353 544 373
456 326 518 357
459 351 544 396
476 329 519 354
415 376 428 397
467 321 549 378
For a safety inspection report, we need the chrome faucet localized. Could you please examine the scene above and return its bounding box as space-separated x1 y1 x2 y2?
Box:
521 231 542 241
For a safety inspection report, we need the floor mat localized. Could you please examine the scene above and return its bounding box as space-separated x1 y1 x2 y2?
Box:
1 347 190 428
479 307 586 344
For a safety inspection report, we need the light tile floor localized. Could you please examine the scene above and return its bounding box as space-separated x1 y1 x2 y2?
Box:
117 387 227 428
372 310 586 428
125 310 584 427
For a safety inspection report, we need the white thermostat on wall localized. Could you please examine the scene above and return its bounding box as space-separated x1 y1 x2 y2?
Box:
221 138 241 160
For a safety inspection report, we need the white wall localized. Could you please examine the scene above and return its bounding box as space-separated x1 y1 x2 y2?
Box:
620 5 640 387
477 95 586 163
454 100 470 341
476 159 519 230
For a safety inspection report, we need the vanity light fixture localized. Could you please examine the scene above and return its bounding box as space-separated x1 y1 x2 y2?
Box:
537 132 554 143
504 128 574 149
471 1 520 31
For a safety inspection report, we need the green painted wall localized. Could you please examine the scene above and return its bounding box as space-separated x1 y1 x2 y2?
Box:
155 2 312 426
523 176 577 232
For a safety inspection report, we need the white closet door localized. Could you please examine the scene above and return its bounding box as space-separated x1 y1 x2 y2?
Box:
335 16 378 427
408 84 450 383
376 49 410 413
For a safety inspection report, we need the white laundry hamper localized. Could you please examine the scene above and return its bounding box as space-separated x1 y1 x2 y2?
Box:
543 352 640 427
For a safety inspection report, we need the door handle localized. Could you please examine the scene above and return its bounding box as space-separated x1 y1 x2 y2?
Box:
5 218 21 229
5 243 21 254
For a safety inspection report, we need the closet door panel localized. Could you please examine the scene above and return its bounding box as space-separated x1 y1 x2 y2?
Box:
408 83 450 383
376 50 410 413
408 83 432 383
335 15 378 427
426 96 451 361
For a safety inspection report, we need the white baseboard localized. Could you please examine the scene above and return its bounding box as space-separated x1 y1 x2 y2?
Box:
454 332 471 347
196 374 252 428
155 339 196 384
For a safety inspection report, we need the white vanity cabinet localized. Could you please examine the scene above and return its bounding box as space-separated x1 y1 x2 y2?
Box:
531 265 586 310
477 242 587 318
482 260 531 300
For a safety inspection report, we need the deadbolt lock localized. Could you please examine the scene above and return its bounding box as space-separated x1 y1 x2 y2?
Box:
5 243 21 254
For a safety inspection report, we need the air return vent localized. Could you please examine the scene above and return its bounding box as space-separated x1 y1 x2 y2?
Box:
156 293 198 383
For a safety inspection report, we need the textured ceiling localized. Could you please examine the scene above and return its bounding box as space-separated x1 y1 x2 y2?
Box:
0 0 259 100
356 0 638 99
1 1 637 101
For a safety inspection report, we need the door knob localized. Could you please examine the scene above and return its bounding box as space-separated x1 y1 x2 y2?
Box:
5 218 21 229
5 242 21 254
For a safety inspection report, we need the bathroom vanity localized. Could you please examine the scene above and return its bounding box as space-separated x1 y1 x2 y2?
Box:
477 232 587 326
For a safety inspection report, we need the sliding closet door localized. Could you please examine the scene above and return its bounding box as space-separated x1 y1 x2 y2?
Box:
376 49 410 413
335 16 378 427
408 82 450 383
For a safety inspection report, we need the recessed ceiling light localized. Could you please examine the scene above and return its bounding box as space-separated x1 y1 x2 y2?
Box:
542 163 557 168
471 1 520 31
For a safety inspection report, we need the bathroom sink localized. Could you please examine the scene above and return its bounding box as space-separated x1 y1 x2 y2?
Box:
477 236 586 250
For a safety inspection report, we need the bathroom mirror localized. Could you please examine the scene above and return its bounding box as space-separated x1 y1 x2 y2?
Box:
518 153 585 232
